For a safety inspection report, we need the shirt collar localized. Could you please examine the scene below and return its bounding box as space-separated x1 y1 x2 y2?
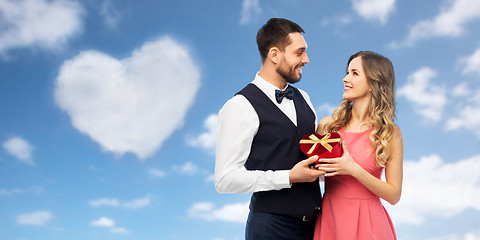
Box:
252 74 290 99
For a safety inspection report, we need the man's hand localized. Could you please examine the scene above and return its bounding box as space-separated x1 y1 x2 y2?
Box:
289 155 325 184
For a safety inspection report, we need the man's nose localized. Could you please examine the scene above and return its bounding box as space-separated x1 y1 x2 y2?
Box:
302 53 309 64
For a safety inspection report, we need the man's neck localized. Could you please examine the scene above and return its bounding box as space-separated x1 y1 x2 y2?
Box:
258 67 287 89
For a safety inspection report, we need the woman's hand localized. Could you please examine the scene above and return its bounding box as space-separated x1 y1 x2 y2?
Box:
315 141 360 177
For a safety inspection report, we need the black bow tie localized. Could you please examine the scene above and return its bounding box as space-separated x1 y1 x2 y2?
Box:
275 86 294 104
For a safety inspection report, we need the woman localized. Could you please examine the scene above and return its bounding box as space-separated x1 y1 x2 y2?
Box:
313 51 403 240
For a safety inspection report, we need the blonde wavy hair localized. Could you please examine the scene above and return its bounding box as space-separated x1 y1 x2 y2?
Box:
323 51 397 167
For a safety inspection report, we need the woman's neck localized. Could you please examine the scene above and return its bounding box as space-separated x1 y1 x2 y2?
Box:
347 97 371 132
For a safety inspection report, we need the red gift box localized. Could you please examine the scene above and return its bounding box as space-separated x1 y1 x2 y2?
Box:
299 132 343 161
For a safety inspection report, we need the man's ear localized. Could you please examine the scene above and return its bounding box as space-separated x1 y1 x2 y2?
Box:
268 47 280 64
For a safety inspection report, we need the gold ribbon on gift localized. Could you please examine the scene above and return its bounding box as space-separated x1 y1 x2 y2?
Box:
300 133 341 154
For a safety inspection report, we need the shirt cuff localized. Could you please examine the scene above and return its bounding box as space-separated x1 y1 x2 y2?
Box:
275 170 292 189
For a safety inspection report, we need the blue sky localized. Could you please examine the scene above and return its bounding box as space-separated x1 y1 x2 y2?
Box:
1 0 480 239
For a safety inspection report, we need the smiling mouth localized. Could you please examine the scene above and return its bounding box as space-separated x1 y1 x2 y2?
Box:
296 65 304 73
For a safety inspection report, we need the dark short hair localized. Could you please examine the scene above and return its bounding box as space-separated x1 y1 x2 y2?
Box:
256 18 305 62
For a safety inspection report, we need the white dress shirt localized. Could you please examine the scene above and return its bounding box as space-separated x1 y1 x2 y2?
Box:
215 74 317 194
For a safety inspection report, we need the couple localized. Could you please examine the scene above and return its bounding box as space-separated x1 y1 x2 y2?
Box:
215 18 403 240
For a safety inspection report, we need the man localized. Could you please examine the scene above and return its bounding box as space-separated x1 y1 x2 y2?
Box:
215 18 324 240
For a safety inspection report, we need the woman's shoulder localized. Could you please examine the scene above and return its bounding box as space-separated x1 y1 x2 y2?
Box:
316 116 333 134
389 124 403 147
393 124 402 141
319 116 333 125
391 124 402 137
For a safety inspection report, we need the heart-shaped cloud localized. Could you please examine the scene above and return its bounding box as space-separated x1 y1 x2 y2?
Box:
54 36 200 159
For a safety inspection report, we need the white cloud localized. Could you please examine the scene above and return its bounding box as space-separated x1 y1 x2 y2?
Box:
187 114 217 152
320 15 352 27
397 67 447 121
205 174 215 182
90 216 129 234
89 196 151 209
384 154 480 225
2 136 34 165
173 162 199 175
100 0 121 28
427 230 480 240
170 162 209 177
445 50 480 135
188 201 249 223
0 188 25 196
351 0 395 24
111 227 129 234
90 217 114 227
122 196 151 209
17 211 52 225
446 89 480 136
148 167 166 178
88 164 103 172
89 198 120 207
460 47 480 76
389 0 480 48
316 103 337 118
54 36 201 160
0 0 84 54
0 186 43 196
240 0 261 25
451 82 470 97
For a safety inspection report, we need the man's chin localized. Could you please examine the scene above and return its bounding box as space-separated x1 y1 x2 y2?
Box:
286 75 301 84
277 67 301 84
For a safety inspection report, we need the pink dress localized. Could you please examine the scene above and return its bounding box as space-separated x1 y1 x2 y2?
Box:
313 128 397 240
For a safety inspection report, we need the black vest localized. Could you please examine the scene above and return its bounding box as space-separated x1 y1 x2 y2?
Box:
237 83 321 218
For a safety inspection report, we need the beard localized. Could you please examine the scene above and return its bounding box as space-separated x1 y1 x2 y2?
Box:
276 58 303 84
